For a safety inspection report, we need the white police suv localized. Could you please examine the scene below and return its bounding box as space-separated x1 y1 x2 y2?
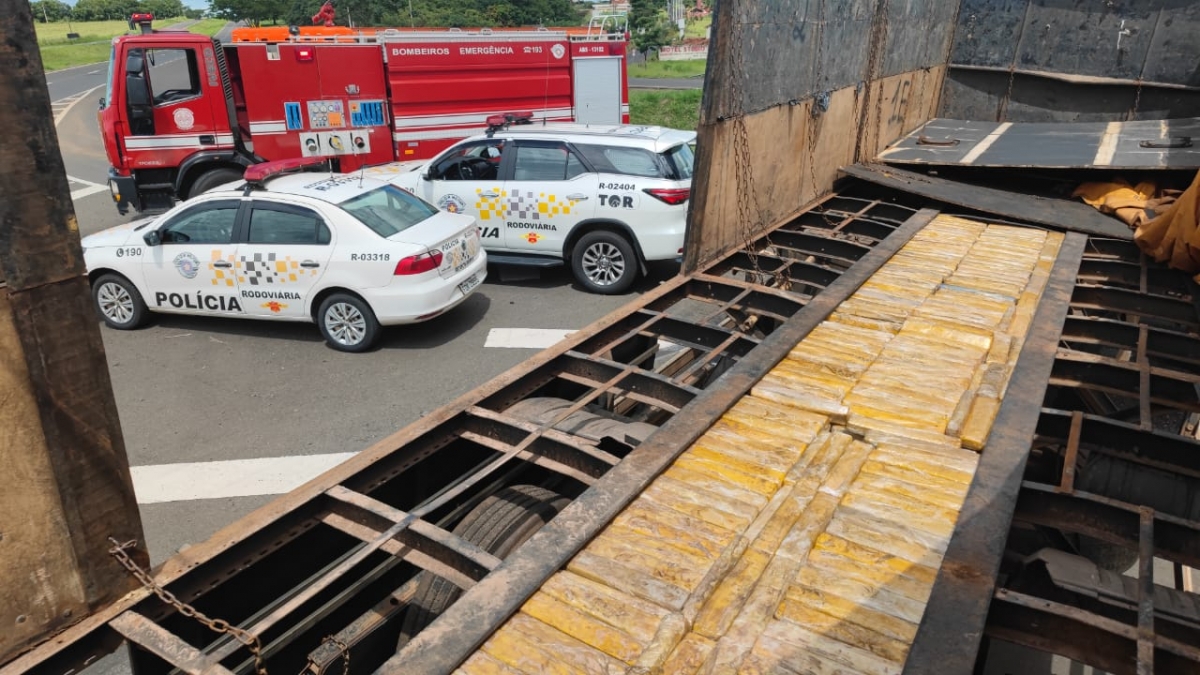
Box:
378 121 695 294
81 158 486 352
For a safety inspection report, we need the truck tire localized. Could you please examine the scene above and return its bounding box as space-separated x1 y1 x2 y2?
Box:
397 485 569 648
188 167 244 198
317 293 380 353
92 273 148 329
571 230 638 295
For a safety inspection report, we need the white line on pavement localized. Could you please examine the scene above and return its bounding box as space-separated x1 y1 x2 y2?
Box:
70 185 109 200
54 84 104 125
131 452 357 504
485 327 575 349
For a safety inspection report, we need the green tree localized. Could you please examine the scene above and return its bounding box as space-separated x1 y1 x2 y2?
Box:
141 0 186 18
629 0 673 59
211 0 286 25
30 0 71 22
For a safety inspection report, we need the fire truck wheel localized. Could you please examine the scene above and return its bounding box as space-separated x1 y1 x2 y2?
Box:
188 167 244 198
317 293 380 352
397 484 569 649
572 230 638 295
92 273 148 330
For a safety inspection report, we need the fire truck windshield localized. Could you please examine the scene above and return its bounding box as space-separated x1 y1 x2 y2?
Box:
102 45 115 109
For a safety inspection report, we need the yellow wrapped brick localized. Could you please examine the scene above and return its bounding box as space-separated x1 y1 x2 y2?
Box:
986 332 1013 364
780 583 919 643
829 310 903 335
673 453 786 499
663 464 770 510
641 477 758 533
691 433 798 478
520 593 647 664
540 572 672 639
725 397 829 441
832 503 953 562
567 550 690 612
961 394 1001 451
823 515 945 572
813 534 939 587
705 423 814 467
844 380 965 410
693 547 771 639
839 492 960 541
480 612 627 675
865 446 977 485
851 469 973 514
584 530 710 591
712 410 825 450
613 500 739 560
740 624 903 675
657 634 714 675
751 379 850 422
847 413 960 448
845 399 952 433
772 595 912 663
793 562 929 625
759 367 854 402
899 316 994 350
870 442 980 476
859 458 972 493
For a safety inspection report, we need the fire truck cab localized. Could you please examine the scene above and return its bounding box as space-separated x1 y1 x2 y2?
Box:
99 16 630 214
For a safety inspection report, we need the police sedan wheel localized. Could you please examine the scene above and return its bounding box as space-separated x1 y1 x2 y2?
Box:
318 294 380 353
572 230 638 295
92 274 147 329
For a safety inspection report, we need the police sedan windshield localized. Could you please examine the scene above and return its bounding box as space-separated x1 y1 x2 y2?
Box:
340 185 440 237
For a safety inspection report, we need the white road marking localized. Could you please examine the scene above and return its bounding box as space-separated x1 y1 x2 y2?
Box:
1093 121 1122 166
70 185 109 200
86 69 101 75
961 121 1012 165
131 453 357 504
53 84 104 126
485 327 575 349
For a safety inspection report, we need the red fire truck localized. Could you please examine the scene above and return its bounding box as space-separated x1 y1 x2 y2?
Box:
99 14 630 214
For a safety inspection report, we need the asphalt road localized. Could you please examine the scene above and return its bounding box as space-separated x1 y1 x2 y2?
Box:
54 83 674 568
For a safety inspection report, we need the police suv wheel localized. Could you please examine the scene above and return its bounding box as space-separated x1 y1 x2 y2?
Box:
93 274 148 330
317 293 380 353
571 230 638 295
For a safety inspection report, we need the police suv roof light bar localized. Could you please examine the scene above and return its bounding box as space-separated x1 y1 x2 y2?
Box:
485 111 535 137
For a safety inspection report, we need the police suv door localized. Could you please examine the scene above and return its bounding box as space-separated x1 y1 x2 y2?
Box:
503 140 596 254
417 138 511 248
238 200 335 319
140 198 244 316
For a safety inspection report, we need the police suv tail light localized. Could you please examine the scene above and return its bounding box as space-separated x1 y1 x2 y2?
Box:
394 250 443 275
643 188 690 205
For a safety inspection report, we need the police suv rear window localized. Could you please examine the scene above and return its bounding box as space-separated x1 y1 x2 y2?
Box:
575 144 665 179
340 185 439 237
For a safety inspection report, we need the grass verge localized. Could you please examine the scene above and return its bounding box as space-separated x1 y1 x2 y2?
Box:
36 17 186 71
629 58 706 79
630 89 702 130
188 19 231 36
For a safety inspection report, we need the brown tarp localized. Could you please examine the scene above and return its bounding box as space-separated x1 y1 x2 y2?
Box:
1074 176 1200 278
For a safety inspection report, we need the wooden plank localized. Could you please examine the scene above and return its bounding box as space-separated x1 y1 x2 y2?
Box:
841 164 1132 240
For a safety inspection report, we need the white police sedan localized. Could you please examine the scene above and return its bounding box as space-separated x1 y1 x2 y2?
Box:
81 159 486 352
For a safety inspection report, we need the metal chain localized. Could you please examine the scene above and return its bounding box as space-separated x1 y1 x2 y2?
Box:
727 0 767 284
316 636 351 675
108 538 269 675
999 60 1018 121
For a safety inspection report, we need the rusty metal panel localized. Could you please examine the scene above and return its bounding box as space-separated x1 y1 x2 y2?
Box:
881 0 960 78
840 164 1133 239
950 1 1200 87
880 117 1200 169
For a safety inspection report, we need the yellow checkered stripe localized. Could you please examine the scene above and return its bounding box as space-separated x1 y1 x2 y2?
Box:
455 216 1063 675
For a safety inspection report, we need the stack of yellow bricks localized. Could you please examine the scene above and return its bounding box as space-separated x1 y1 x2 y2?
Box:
456 216 1063 675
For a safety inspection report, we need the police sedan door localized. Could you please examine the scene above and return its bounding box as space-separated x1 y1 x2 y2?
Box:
140 198 245 316
503 141 597 254
238 200 335 319
415 138 511 246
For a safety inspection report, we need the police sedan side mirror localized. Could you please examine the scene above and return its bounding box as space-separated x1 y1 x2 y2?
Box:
143 230 162 246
